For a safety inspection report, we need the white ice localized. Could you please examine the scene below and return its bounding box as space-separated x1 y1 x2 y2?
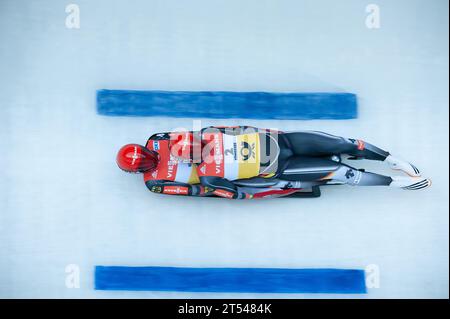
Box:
0 0 448 298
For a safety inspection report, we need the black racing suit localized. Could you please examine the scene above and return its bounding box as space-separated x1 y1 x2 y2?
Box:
198 127 392 199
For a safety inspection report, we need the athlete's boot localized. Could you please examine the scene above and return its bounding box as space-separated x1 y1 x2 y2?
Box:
385 155 421 177
390 176 432 190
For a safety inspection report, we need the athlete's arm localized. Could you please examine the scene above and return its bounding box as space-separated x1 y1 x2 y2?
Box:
145 180 207 197
199 176 252 199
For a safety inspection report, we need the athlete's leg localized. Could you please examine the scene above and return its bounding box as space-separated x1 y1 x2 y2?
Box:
281 131 388 160
326 164 392 186
281 131 421 177
323 163 430 189
278 156 392 186
278 156 430 189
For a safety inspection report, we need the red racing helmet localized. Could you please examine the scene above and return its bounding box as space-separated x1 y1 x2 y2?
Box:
116 144 159 173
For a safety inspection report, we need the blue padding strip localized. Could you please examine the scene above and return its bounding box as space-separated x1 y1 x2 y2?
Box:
96 90 357 120
95 266 367 293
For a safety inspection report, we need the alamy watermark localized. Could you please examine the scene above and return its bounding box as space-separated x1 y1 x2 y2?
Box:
65 264 80 288
65 4 80 29
365 4 381 29
365 264 380 289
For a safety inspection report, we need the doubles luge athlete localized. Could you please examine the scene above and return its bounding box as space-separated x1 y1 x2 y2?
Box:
116 126 431 199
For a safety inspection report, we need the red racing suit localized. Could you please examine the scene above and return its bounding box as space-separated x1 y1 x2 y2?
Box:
143 132 204 197
143 126 291 199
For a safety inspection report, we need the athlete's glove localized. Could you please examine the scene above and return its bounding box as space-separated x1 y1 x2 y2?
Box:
236 187 253 199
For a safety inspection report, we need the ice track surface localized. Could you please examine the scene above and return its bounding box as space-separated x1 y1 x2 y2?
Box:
0 0 448 298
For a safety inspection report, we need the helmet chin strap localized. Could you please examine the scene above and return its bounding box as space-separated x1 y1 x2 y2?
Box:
137 166 156 174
